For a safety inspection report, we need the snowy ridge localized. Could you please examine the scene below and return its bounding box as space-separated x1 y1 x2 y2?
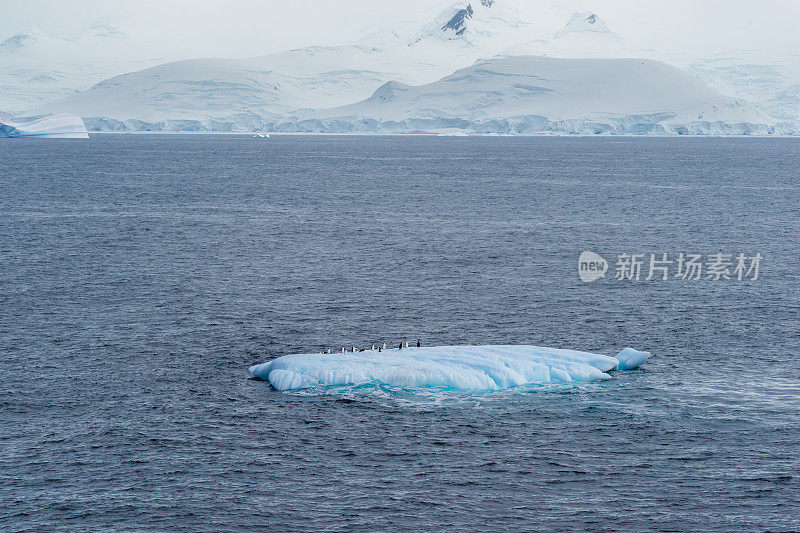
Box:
501 11 625 60
280 57 777 135
0 23 162 114
687 58 800 126
441 4 474 36
49 56 780 135
249 345 651 391
554 11 614 38
12 3 799 133
35 45 398 128
412 0 529 47
0 113 88 138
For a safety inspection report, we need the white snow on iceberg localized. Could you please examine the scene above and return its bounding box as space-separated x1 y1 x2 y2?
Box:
0 113 88 138
249 345 650 392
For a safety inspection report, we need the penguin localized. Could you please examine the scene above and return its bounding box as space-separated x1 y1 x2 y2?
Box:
382 343 386 350
404 341 409 348
341 347 345 354
398 343 402 350
352 346 356 353
417 340 421 347
378 345 382 352
326 349 331 354
371 344 375 351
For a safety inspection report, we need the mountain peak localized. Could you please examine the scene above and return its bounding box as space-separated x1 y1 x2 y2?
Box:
442 4 474 36
0 34 35 52
417 0 515 45
554 11 613 38
0 26 49 52
85 23 125 39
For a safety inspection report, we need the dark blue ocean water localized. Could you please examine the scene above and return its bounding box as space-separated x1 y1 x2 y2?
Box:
1 135 799 531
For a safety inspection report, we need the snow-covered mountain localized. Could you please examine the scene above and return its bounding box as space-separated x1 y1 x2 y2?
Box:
34 46 401 131
34 3 535 131
412 0 528 46
7 1 800 134
280 57 777 135
555 11 613 38
496 10 800 130
0 24 175 114
502 11 628 59
687 57 800 127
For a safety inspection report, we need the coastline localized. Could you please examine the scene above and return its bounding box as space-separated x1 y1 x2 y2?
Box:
84 131 800 138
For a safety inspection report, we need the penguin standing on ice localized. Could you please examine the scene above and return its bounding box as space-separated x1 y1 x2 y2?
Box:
371 344 375 351
398 343 402 350
382 343 386 350
417 340 421 347
404 341 409 348
341 347 345 354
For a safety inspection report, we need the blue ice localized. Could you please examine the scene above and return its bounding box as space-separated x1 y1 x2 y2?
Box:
249 345 650 391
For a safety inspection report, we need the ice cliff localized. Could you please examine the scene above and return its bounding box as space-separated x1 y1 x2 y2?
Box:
280 56 778 135
51 56 778 135
0 113 88 138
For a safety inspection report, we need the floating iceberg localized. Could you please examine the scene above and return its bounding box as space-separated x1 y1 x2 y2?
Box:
0 113 88 138
249 345 650 391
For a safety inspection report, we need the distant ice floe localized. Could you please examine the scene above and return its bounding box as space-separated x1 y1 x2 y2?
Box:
249 345 650 392
0 113 88 138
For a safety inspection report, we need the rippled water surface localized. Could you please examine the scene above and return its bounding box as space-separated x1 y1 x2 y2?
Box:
2 135 799 531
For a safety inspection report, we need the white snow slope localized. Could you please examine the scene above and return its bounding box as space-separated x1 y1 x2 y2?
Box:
34 45 403 132
14 2 799 134
249 344 651 391
284 56 777 135
0 24 171 114
38 55 778 135
0 112 88 138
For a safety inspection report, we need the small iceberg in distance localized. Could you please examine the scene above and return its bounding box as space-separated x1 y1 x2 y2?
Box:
249 345 650 392
0 113 89 138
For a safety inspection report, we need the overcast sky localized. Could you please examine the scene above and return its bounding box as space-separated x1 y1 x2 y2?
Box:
2 0 799 60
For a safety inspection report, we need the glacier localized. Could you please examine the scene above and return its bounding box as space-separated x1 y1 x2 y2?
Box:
0 113 88 138
13 3 800 134
282 57 778 135
33 46 401 129
249 345 650 392
0 24 171 114
48 56 781 135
